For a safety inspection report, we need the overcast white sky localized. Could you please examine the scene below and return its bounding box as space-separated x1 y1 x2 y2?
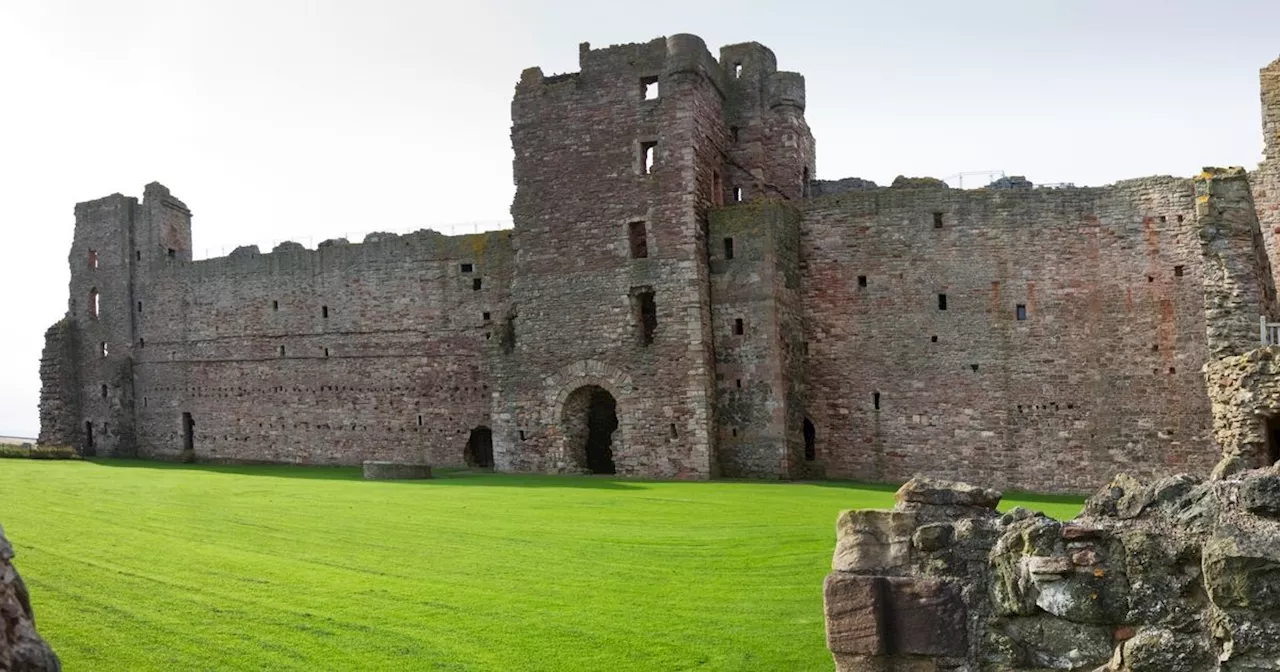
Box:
1 0 1279 437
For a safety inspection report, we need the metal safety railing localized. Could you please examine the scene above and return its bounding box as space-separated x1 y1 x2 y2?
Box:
1262 316 1280 346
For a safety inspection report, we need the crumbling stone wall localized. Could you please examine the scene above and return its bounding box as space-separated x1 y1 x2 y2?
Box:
824 472 1280 670
1 526 60 671
35 320 79 450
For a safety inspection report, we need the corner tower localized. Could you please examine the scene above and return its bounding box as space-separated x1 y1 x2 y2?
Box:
38 182 190 455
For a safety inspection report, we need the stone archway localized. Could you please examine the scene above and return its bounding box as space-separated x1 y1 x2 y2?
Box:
465 426 494 469
562 385 618 474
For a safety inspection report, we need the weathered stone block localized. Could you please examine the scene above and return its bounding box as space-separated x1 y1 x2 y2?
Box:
895 476 1001 509
823 572 884 655
833 510 915 573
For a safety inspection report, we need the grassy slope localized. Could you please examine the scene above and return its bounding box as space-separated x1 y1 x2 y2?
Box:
0 461 1083 671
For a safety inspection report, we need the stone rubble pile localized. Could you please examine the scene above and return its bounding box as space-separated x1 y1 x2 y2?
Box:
824 469 1280 671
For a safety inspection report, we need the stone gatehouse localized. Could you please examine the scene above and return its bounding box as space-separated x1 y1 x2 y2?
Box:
36 34 1280 492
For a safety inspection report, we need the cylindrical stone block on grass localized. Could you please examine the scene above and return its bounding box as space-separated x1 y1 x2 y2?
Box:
362 461 432 480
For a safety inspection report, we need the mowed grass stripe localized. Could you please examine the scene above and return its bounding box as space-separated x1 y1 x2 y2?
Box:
0 460 1082 671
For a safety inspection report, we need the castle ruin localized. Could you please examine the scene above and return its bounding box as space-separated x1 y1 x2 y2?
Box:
36 35 1280 493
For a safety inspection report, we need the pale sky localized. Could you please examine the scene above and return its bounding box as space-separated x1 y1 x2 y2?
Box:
2 0 1279 437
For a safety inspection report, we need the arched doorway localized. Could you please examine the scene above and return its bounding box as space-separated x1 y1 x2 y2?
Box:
562 385 618 474
465 426 494 469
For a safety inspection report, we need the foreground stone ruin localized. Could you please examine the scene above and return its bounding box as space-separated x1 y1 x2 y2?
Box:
0 526 60 672
823 470 1280 670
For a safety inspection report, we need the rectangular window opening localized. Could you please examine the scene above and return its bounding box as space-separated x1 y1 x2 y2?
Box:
733 62 742 78
461 263 473 273
669 423 677 439
857 275 867 288
136 250 142 261
100 342 108 358
938 293 948 310
519 429 526 441
933 212 944 228
88 249 98 268
323 347 330 358
272 300 279 311
640 141 657 174
632 288 658 346
641 76 658 100
1174 265 1184 277
733 318 744 336
1016 304 1027 321
873 391 881 410
137 301 143 314
733 186 743 202
628 221 649 259
89 289 100 319
735 379 742 389
473 278 483 291
278 345 285 357
730 126 740 142
167 248 176 259
482 311 491 321
724 237 735 260
101 384 108 398
322 305 329 318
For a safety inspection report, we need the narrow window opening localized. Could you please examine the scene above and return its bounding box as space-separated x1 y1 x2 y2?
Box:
669 423 678 439
640 141 657 174
857 275 867 288
1174 265 1184 277
931 335 938 343
730 126 739 142
971 364 980 372
136 250 142 261
803 167 810 197
1152 344 1160 352
933 212 944 228
938 293 948 310
733 186 743 202
322 305 329 318
278 345 286 357
1169 367 1176 374
803 418 816 461
89 288 99 319
733 62 742 78
418 415 423 426
482 311 491 321
461 263 473 273
628 221 649 259
733 318 744 336
735 379 742 389
167 248 176 259
1177 214 1185 223
138 338 144 348
873 392 881 410
272 300 279 311
182 412 194 455
724 237 735 260
137 301 143 314
641 76 658 100
88 249 98 268
632 288 658 346
802 342 809 355
1147 275 1154 283
101 384 108 398
324 347 330 358
1016 304 1027 321
1158 215 1167 223
519 429 526 441
473 278 483 291
143 397 148 408
100 342 108 358
731 428 737 437
84 421 94 451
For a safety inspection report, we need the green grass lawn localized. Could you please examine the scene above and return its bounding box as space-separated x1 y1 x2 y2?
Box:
0 460 1083 671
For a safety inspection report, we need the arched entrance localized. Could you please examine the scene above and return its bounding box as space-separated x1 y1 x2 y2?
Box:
465 426 494 469
562 385 618 474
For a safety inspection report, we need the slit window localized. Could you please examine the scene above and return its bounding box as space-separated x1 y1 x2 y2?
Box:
632 288 657 346
628 221 649 259
100 342 108 358
272 300 279 312
670 423 678 439
938 294 948 310
138 338 144 348
89 288 99 319
322 305 329 318
873 391 881 410
803 418 816 461
733 62 742 78
1016 304 1027 321
733 318 744 336
933 212 944 228
641 76 658 100
137 301 143 314
733 186 743 202
640 141 657 174
323 347 330 357
278 345 285 357
101 384 108 398
88 249 98 268
730 126 739 142
473 278 483 291
724 237 735 260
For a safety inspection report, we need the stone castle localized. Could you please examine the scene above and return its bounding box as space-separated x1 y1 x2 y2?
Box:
34 34 1280 493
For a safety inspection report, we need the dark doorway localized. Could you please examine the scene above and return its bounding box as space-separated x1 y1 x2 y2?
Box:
84 421 95 457
803 417 816 461
465 426 494 469
182 412 195 457
563 385 618 475
1266 416 1280 466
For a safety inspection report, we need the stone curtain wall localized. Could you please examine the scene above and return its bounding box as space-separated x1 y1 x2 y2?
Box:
128 229 512 467
35 319 80 449
0 526 60 671
823 473 1280 671
799 178 1215 492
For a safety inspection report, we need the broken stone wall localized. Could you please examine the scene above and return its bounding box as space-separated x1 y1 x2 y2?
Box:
824 473 1280 671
